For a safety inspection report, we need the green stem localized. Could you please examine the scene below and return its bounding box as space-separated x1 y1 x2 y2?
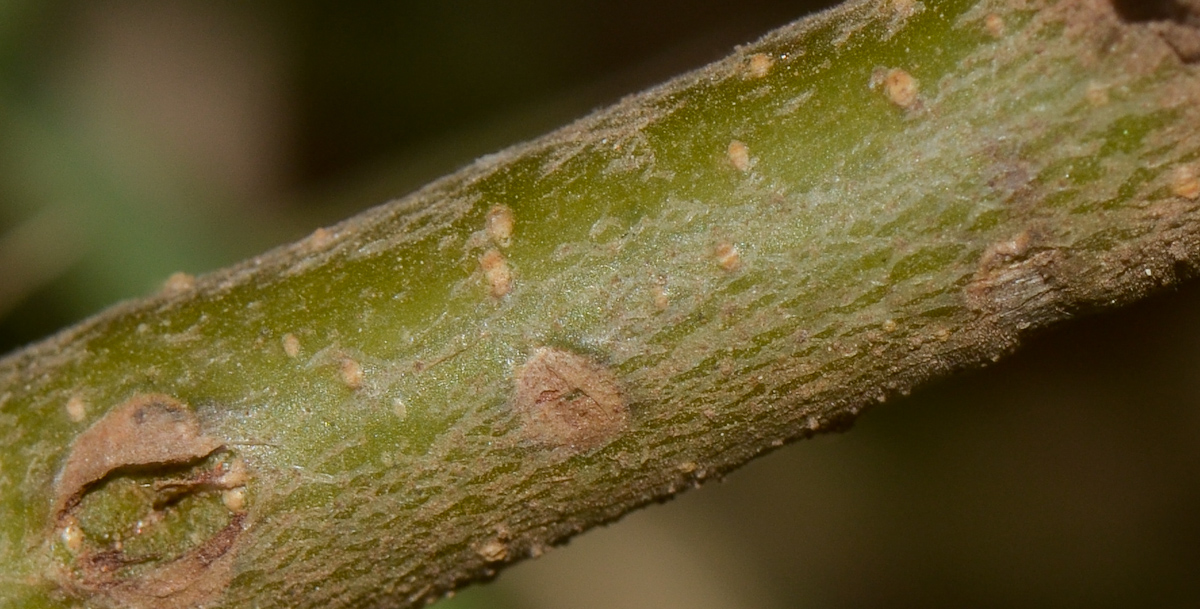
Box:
2 0 1199 607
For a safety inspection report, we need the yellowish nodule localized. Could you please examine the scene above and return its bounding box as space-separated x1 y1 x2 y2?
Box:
481 248 513 297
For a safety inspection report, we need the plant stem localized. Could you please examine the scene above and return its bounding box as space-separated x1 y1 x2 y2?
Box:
1 0 1199 607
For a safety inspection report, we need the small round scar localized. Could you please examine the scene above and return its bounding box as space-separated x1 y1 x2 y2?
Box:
61 520 84 553
984 13 1005 37
477 538 509 562
162 272 196 295
714 241 742 272
309 227 334 249
514 347 628 452
66 395 87 423
480 248 513 297
282 333 301 358
876 67 919 109
727 140 751 172
222 487 247 513
485 205 515 248
745 53 774 79
340 357 365 390
651 279 670 310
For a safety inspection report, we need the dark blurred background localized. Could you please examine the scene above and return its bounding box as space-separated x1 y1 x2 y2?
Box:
0 0 835 349
3 2 1200 608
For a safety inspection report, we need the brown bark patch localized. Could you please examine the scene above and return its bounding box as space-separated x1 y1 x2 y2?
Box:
514 347 627 452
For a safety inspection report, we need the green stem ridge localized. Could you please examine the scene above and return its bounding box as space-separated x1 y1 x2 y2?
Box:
2 0 1199 607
